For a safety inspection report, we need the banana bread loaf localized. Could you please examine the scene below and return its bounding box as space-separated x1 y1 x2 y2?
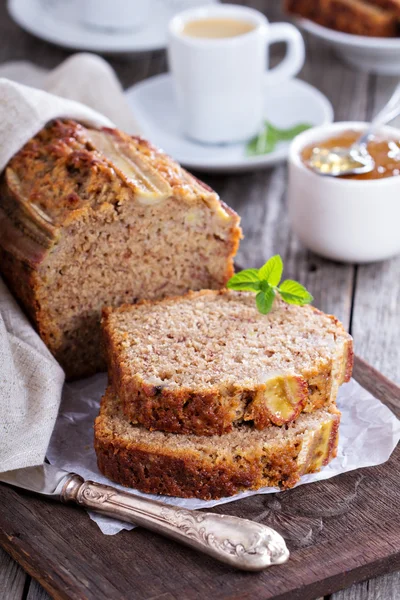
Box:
102 290 353 435
0 120 241 379
368 0 400 17
94 387 341 499
285 0 399 37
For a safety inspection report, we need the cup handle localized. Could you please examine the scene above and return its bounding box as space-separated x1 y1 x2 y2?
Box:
265 23 305 86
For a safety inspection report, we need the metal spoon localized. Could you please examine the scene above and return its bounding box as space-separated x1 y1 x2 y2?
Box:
308 82 400 177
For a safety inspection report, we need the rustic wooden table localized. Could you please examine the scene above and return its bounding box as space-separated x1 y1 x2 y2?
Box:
0 1 399 599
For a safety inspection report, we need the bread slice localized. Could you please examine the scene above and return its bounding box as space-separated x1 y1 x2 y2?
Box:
94 387 341 499
285 0 398 37
0 120 241 379
102 290 353 435
367 0 400 18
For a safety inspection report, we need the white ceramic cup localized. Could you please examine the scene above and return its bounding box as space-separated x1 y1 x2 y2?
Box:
81 0 150 31
288 122 400 264
168 4 305 144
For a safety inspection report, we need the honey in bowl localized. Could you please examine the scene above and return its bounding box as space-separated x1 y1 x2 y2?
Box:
301 130 400 180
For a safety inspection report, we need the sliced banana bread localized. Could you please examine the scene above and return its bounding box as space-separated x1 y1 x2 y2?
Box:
368 0 400 17
0 120 241 379
95 387 341 499
285 0 398 37
102 290 353 435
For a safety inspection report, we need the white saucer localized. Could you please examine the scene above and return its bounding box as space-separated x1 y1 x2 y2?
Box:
8 0 217 54
297 18 400 75
125 74 334 173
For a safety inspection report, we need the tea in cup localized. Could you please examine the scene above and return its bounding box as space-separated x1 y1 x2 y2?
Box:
168 4 305 144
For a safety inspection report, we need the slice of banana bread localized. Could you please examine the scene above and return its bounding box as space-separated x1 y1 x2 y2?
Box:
0 120 241 379
285 0 398 37
102 290 353 435
367 0 400 18
94 387 341 499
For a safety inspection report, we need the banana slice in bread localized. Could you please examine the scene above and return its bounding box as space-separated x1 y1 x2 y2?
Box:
102 289 353 436
95 387 341 499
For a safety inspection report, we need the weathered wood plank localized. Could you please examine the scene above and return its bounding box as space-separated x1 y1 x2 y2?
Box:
350 75 400 386
27 578 52 600
353 356 400 418
331 571 400 600
0 546 26 600
334 73 400 600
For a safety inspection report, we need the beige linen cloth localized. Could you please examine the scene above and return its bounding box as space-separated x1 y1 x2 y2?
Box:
0 53 140 472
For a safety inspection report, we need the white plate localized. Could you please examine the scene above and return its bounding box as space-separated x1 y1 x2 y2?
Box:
125 74 333 173
297 18 400 75
8 0 217 54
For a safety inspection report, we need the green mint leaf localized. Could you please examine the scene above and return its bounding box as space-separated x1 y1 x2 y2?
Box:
227 258 314 315
268 122 312 141
246 122 277 156
278 279 314 305
246 122 312 156
259 279 271 292
256 286 276 314
258 255 283 287
227 268 261 292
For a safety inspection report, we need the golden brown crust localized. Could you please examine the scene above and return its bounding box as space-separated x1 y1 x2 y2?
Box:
94 390 341 500
0 246 40 323
114 363 345 435
365 0 400 17
102 290 353 436
95 440 261 499
344 339 355 383
285 0 399 37
0 121 241 379
2 120 230 228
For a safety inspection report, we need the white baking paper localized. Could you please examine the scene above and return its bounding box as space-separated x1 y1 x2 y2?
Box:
46 376 400 536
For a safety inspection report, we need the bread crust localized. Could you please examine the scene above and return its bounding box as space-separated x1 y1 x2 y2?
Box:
285 0 399 37
368 0 400 19
368 0 400 17
102 290 353 436
0 121 241 379
94 389 341 499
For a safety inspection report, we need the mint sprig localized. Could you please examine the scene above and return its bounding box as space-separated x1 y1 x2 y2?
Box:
227 255 313 315
246 121 312 156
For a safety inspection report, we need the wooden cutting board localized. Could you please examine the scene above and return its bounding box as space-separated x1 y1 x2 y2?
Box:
0 355 399 600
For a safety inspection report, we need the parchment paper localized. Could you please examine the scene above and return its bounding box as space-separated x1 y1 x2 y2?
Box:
46 375 400 535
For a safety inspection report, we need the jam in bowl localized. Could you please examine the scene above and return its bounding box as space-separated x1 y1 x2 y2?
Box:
301 130 400 180
288 122 400 264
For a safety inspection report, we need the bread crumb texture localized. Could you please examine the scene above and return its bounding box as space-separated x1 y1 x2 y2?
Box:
0 120 241 378
102 290 353 435
285 0 399 37
94 387 341 499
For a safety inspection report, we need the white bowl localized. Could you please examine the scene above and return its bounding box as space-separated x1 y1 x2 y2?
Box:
297 18 400 74
288 122 400 264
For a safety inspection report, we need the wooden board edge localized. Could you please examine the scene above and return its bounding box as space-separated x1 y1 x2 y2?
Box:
264 551 400 600
1 498 400 600
0 355 399 600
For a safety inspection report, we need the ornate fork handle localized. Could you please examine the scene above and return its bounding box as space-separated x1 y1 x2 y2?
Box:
61 475 289 571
